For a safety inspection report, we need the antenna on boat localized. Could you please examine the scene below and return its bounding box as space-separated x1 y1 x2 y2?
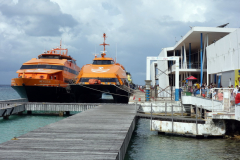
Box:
115 43 117 63
60 39 62 55
92 45 99 58
100 33 109 57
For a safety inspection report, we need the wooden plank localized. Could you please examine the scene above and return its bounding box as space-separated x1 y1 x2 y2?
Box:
0 104 136 160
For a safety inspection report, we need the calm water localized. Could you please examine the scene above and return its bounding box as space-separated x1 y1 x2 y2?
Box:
125 119 240 160
0 85 20 100
0 85 67 144
1 85 240 159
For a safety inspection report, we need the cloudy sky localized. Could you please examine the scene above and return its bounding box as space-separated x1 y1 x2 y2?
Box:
0 0 239 85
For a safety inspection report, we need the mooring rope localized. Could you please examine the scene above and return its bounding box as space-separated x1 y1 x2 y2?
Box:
72 84 130 97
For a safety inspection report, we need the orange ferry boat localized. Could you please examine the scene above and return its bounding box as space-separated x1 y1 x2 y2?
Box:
69 33 131 103
11 41 80 102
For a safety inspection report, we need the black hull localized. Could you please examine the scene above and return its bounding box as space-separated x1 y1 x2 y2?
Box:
12 86 75 103
69 84 130 103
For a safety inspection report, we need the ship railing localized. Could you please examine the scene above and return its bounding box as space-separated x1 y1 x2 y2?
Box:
34 84 68 87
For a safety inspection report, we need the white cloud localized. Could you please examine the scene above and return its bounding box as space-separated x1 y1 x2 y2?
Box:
0 0 240 84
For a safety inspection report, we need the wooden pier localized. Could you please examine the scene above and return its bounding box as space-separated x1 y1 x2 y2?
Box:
0 99 27 119
0 104 137 160
0 98 99 118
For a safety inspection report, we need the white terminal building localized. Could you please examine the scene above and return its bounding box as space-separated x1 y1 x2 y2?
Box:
146 25 240 96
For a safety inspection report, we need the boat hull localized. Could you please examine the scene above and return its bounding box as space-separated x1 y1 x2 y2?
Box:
12 85 75 102
69 84 130 103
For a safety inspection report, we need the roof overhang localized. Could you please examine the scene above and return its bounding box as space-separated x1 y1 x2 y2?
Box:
172 27 237 51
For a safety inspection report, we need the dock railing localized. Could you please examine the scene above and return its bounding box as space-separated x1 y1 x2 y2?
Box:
211 88 234 113
146 103 206 134
235 104 240 121
0 98 27 109
140 102 205 119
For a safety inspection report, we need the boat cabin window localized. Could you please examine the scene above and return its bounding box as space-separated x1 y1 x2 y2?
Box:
93 60 114 65
39 55 60 59
68 60 76 65
80 78 118 82
121 78 129 86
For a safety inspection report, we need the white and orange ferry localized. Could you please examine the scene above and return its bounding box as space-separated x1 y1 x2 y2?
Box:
69 33 131 103
11 41 80 102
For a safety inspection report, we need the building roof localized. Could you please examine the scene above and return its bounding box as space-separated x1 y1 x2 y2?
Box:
173 27 237 51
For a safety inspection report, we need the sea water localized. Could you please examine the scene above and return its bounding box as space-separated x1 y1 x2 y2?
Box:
125 119 240 160
1 85 240 159
0 85 66 144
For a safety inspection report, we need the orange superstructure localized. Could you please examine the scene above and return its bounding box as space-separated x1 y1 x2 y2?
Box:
69 33 131 103
11 41 80 102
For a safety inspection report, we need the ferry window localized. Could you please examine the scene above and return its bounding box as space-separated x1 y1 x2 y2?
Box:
20 65 64 70
80 78 118 82
39 55 60 59
93 60 114 65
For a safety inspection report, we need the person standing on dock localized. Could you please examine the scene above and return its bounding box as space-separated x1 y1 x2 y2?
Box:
201 86 206 98
206 86 210 98
217 90 223 101
212 89 217 99
235 88 240 105
234 85 238 98
193 86 198 96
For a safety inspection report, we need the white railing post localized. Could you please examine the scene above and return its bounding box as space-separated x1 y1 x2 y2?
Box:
235 105 240 121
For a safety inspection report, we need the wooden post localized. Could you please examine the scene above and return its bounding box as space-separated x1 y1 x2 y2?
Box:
200 105 202 119
3 115 9 120
27 111 32 115
196 106 198 135
151 103 152 131
172 105 173 133
18 111 23 115
204 109 207 119
59 111 64 117
165 102 167 116
191 105 195 117
65 111 70 115
181 104 183 116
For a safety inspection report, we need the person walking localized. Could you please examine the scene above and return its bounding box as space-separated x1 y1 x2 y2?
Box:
206 86 210 98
